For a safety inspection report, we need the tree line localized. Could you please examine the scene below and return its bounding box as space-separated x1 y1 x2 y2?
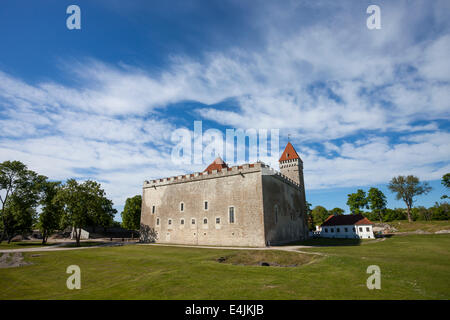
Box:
0 160 117 246
307 174 449 228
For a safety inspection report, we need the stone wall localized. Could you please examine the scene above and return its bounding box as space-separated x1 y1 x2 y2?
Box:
261 167 309 244
141 163 266 247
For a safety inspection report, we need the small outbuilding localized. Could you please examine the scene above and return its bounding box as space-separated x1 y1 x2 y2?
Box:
317 214 375 239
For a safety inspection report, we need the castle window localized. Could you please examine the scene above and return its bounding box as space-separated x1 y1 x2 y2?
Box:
156 218 160 226
203 218 208 224
168 219 172 225
216 217 220 224
191 218 196 225
204 201 208 210
152 206 155 214
229 207 235 223
180 202 184 212
180 219 185 225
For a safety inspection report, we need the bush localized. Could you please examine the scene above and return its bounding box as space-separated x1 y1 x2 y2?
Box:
383 208 407 222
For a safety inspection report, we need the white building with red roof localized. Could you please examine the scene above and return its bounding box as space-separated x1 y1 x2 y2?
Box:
317 214 375 239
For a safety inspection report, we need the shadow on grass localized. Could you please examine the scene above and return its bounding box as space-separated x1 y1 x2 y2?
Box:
14 242 57 247
61 241 107 248
281 238 363 247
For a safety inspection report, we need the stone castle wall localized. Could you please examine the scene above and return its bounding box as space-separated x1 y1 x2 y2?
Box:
261 166 308 244
141 163 267 247
141 162 308 247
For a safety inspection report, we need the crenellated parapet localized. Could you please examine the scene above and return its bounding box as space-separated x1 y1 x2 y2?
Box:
143 161 302 190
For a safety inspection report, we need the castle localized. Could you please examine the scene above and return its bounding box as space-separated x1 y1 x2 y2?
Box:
140 142 309 247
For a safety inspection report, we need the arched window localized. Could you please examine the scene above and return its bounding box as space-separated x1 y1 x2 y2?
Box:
203 218 208 224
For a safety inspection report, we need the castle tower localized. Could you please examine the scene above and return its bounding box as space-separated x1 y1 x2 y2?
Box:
279 142 304 186
279 142 307 216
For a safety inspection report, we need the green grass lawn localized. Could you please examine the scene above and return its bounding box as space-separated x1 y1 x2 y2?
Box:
0 241 57 249
388 220 450 233
0 234 448 299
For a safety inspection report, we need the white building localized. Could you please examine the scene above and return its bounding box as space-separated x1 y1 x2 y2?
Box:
316 214 375 239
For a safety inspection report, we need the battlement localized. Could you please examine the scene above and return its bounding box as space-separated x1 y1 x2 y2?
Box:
143 161 302 190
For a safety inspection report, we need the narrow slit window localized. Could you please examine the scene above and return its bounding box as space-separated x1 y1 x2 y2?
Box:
229 207 235 223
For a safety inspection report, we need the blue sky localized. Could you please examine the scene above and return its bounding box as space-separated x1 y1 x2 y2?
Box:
0 0 449 219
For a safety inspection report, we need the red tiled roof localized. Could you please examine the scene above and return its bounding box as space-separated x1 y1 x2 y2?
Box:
279 142 300 162
321 214 373 226
204 157 229 173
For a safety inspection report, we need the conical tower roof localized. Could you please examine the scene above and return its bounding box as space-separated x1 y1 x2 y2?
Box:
279 142 301 162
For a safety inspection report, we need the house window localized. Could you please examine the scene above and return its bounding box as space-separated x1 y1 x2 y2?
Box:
203 218 208 224
191 218 196 225
152 206 155 214
366 227 370 232
180 202 184 212
344 227 348 232
156 218 160 226
168 219 172 225
204 201 208 210
331 228 334 232
216 217 220 224
324 228 328 233
229 207 235 223
359 227 363 232
352 227 356 232
180 219 185 225
337 228 340 233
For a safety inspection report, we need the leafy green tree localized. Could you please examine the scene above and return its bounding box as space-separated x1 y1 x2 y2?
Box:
311 205 329 227
346 189 368 214
121 195 142 232
305 202 314 230
37 181 63 244
441 173 450 199
429 202 450 220
367 187 387 222
55 179 116 247
388 175 432 222
442 173 450 188
0 161 46 243
329 207 344 216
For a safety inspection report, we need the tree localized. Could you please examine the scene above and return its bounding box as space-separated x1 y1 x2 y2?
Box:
121 195 142 234
37 181 63 244
329 207 344 216
0 161 46 243
367 187 387 222
55 179 116 247
311 206 329 227
441 173 450 199
388 175 432 222
305 202 314 230
346 189 368 214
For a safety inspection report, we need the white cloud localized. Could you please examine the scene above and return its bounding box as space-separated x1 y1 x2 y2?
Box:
0 0 449 214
